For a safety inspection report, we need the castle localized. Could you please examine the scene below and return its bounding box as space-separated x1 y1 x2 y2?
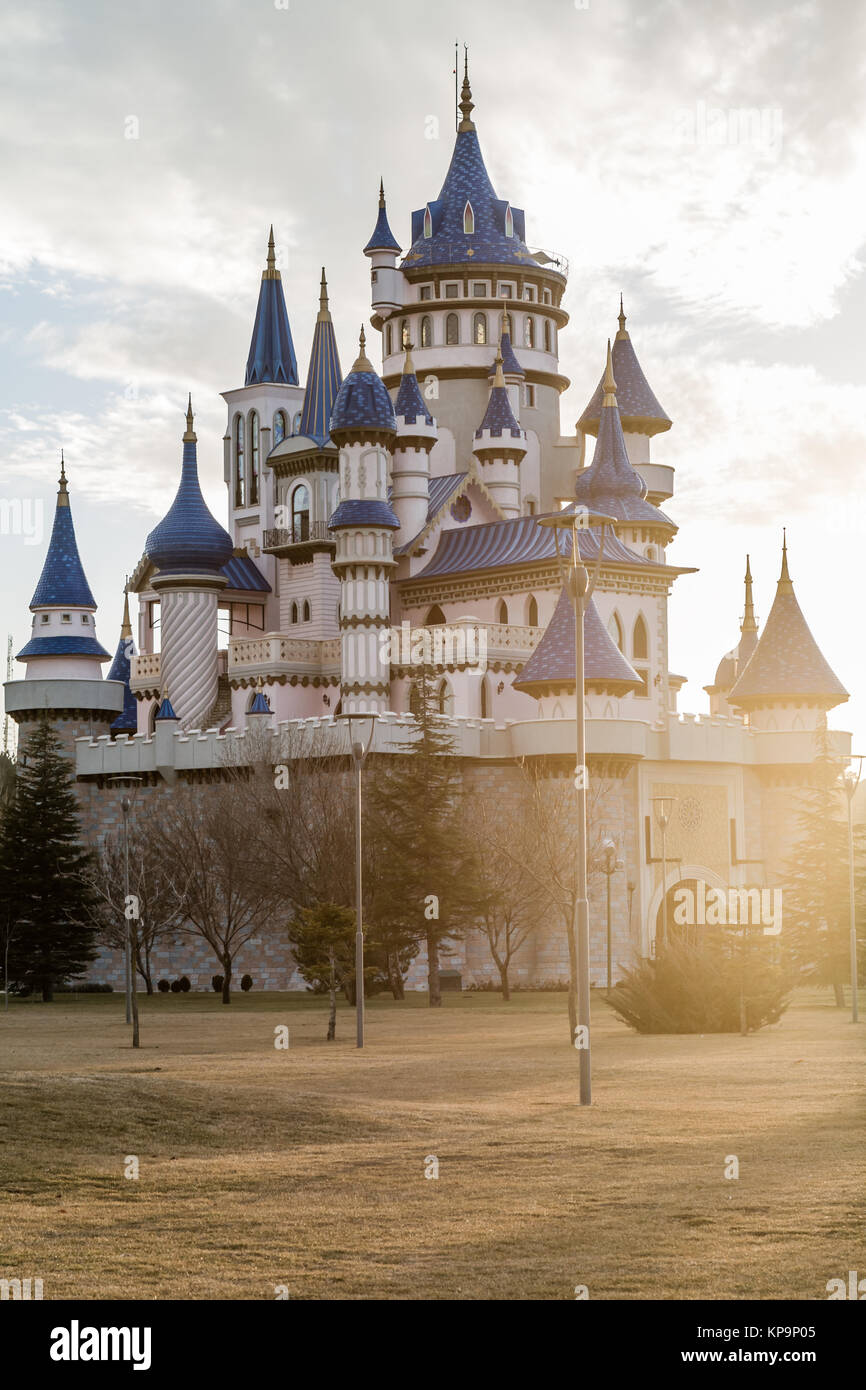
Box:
3 62 851 990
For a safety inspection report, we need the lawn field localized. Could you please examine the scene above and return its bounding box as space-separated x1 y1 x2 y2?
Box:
0 989 863 1301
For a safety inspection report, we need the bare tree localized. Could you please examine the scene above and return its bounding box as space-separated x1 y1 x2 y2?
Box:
87 816 184 993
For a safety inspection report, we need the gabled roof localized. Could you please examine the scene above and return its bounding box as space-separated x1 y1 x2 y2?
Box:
401 61 532 272
244 228 299 387
297 269 343 447
413 512 665 581
364 180 401 254
514 588 643 696
578 300 671 437
30 457 97 610
728 537 848 709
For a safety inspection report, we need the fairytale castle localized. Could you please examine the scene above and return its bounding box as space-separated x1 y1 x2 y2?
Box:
3 63 852 989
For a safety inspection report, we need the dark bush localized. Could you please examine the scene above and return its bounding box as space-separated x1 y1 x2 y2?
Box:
240 974 253 992
607 935 790 1034
212 975 224 993
178 976 191 993
157 979 170 993
170 979 182 994
54 981 113 993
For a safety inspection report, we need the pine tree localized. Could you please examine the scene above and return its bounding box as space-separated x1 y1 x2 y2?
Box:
783 726 865 1006
0 720 98 1001
368 665 473 1006
288 902 357 1039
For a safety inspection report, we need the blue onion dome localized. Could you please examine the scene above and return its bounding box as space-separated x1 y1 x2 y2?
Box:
394 345 434 425
329 327 396 441
146 399 234 577
364 179 401 254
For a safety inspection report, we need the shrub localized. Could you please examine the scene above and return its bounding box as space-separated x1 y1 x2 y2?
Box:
240 974 253 992
157 979 170 993
212 975 224 994
607 935 790 1034
54 981 114 994
178 976 191 993
170 979 182 994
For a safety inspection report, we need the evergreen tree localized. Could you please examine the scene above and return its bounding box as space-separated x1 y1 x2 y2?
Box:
288 902 357 1039
783 726 865 1006
368 665 474 1007
0 720 98 1001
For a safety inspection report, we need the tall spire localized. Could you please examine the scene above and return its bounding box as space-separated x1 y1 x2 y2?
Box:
601 339 617 407
617 293 627 338
183 393 195 442
458 45 475 131
364 179 401 255
57 450 69 508
120 579 132 639
352 325 374 373
741 555 757 633
244 228 299 386
145 406 233 577
28 457 97 609
378 177 385 208
778 528 793 595
107 580 138 734
297 268 343 447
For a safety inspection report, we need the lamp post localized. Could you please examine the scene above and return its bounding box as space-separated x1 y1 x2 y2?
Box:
651 796 676 954
838 757 863 1025
538 502 617 1106
338 712 377 1048
106 775 142 1034
600 838 625 995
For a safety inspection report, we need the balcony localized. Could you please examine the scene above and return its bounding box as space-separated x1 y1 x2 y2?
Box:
262 521 332 555
228 633 341 684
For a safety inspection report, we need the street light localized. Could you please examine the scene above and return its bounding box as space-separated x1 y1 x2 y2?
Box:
599 837 625 995
106 775 142 1037
838 756 863 1025
538 502 618 1106
651 796 676 954
337 711 377 1048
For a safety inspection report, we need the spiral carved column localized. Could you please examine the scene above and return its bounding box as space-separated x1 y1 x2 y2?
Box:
153 578 225 730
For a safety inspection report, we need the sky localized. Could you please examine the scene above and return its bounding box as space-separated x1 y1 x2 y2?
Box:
1 0 865 753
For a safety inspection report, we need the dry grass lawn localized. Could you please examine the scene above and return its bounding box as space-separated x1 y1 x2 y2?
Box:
0 988 862 1300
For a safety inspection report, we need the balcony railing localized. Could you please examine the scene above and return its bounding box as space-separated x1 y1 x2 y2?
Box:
229 635 341 671
263 521 332 551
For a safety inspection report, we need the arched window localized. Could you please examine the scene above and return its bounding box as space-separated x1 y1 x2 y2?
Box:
525 498 536 516
291 484 310 543
496 599 508 624
473 312 487 345
385 323 393 355
249 410 259 505
401 319 409 349
524 316 535 349
480 677 489 719
273 410 287 445
438 679 453 715
633 614 648 660
608 612 624 650
302 600 311 622
463 201 474 235
543 320 552 352
423 205 433 238
527 595 538 626
420 315 432 348
408 682 421 718
234 414 245 507
445 313 459 345
504 205 513 238
425 604 445 625
291 602 299 624
292 411 302 434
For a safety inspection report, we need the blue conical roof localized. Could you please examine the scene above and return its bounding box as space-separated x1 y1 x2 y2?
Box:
579 301 670 437
244 228 299 387
107 590 138 733
513 589 642 696
146 402 234 577
330 329 396 438
394 349 433 425
249 688 271 713
297 270 343 446
364 181 401 254
155 694 178 721
475 355 522 440
30 457 97 609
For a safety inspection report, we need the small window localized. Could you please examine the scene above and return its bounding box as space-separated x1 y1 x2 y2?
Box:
473 312 487 345
446 313 459 345
438 678 453 716
472 282 487 297
523 384 536 408
234 413 245 507
291 484 310 543
480 678 489 719
543 320 552 352
463 201 474 235
61 613 71 624
496 599 508 624
608 612 624 651
302 600 311 622
425 604 446 625
423 205 433 238
498 283 513 298
527 596 538 626
291 602 299 625
273 410 287 445
420 315 433 348
542 288 552 305
633 614 649 661
41 613 50 624
525 498 536 517
419 285 432 301
385 323 393 355
524 316 535 348
401 319 409 348
444 283 459 299
523 286 535 302
81 614 89 624
249 410 259 505
292 411 302 434
505 205 514 238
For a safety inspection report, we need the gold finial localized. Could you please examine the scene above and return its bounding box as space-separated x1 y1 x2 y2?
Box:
318 266 331 322
121 579 132 640
616 293 628 339
378 177 386 209
741 554 757 633
458 44 475 131
57 449 69 506
493 346 505 389
264 225 280 280
352 324 374 373
403 341 415 376
601 339 618 407
183 393 196 443
778 528 793 594
499 299 511 339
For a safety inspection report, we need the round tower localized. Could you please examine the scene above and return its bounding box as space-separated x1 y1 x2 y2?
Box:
391 344 438 542
328 329 399 715
145 399 234 730
364 179 402 316
472 348 527 518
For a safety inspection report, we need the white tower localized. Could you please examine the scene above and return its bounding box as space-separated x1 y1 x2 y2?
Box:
391 345 438 542
472 348 527 519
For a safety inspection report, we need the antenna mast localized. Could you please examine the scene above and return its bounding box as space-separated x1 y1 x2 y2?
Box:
3 634 12 755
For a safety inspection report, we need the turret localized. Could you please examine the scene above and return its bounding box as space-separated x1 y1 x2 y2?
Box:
364 179 402 316
145 399 234 730
391 344 437 541
472 348 527 518
106 584 138 736
328 329 399 714
513 587 642 719
487 305 524 422
704 557 760 716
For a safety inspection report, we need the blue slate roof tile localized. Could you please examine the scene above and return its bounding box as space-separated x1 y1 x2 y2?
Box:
107 633 138 732
475 384 523 439
328 498 400 530
146 414 234 578
30 468 97 610
298 272 343 446
514 588 642 694
394 368 434 425
17 635 109 660
245 232 299 386
415 514 660 580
